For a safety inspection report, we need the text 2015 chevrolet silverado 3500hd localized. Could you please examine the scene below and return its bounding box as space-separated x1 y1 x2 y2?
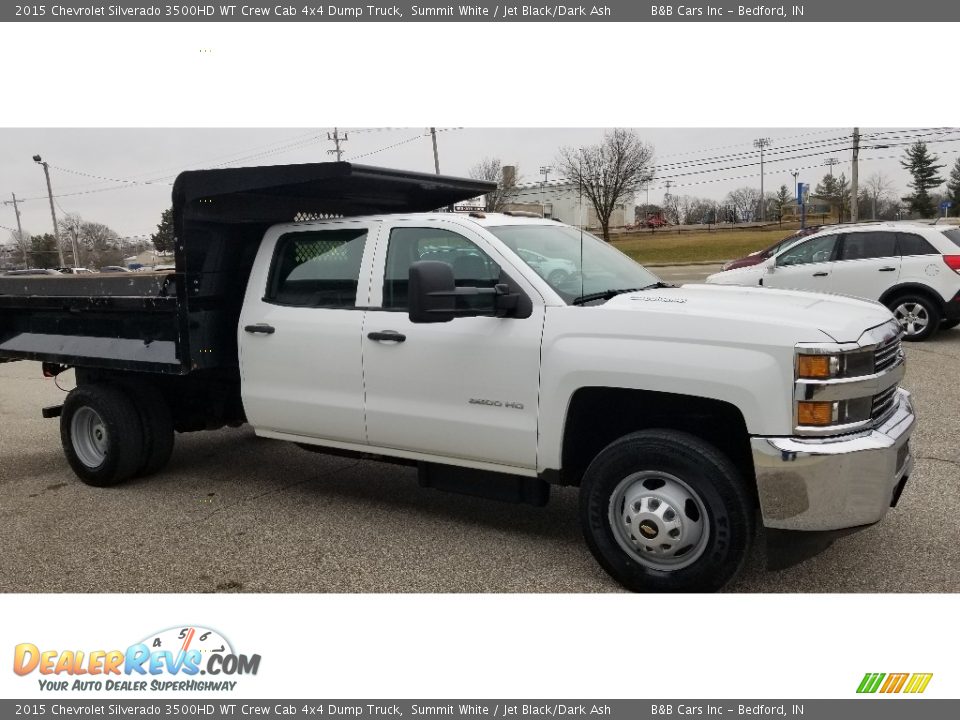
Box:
0 162 915 592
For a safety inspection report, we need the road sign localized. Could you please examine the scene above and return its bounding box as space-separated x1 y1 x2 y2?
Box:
941 201 953 209
797 183 810 206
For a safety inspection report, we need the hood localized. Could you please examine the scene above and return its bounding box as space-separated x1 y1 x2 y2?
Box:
603 284 894 343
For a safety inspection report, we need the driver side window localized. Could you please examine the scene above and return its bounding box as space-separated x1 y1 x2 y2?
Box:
382 227 501 310
777 235 838 267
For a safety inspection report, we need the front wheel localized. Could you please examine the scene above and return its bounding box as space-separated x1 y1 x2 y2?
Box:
580 430 753 592
888 294 940 341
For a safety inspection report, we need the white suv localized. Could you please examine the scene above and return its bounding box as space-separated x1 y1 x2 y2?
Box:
706 222 960 340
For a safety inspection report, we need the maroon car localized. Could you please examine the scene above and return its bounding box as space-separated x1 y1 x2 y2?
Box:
721 226 824 271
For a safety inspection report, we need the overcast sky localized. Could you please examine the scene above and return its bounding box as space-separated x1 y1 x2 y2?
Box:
2 127 958 241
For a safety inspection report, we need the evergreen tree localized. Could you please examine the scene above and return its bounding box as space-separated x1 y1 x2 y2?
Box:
150 208 175 253
773 184 791 220
900 141 945 218
29 233 60 268
947 157 960 215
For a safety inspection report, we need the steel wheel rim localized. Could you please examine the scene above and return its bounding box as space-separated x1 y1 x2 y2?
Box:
71 407 108 469
894 302 929 336
608 470 710 571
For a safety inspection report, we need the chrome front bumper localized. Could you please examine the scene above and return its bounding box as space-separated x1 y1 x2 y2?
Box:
751 389 915 532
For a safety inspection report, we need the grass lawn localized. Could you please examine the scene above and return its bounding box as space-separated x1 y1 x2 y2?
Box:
612 226 801 265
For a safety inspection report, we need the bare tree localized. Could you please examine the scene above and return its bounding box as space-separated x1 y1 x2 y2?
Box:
7 229 31 267
725 186 762 223
555 129 654 241
58 212 84 266
80 221 121 267
863 172 896 221
469 157 519 212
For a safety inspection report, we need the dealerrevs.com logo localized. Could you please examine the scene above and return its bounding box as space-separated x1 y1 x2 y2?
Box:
857 672 933 694
13 626 261 692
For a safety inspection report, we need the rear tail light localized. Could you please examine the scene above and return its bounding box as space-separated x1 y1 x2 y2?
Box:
942 255 960 274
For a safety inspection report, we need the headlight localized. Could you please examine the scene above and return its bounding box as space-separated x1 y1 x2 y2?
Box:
796 349 874 380
793 342 900 435
797 397 873 426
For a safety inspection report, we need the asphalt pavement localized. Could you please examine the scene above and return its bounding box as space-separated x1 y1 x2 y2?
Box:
1 264 957 593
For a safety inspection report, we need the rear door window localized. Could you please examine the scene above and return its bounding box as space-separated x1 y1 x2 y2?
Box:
897 233 938 256
266 228 367 308
838 231 898 261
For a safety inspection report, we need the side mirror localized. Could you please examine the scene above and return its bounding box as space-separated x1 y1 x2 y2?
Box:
408 260 520 324
409 261 457 323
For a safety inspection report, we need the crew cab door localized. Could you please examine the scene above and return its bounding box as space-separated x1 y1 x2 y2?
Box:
361 220 544 471
765 233 840 293
830 230 900 300
238 221 378 443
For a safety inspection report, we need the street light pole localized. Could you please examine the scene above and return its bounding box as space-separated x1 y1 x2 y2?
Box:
33 155 65 267
754 137 771 221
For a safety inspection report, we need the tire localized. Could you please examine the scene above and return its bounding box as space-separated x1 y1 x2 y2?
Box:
887 294 940 341
129 384 175 477
60 384 145 487
940 319 960 331
579 430 753 593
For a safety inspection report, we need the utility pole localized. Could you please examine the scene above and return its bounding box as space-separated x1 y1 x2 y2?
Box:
754 137 771 221
327 128 348 161
539 165 552 184
6 193 27 267
429 127 440 175
824 157 839 176
850 127 860 223
33 155 65 267
790 170 799 200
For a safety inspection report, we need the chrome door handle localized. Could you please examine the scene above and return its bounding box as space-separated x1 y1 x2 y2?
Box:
367 330 406 343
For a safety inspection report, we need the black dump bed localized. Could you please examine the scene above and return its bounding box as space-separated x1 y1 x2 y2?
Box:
0 162 495 374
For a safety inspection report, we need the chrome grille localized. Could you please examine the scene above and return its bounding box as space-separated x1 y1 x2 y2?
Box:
874 335 902 373
872 384 899 423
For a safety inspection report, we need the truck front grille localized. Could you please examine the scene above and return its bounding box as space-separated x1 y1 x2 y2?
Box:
872 384 899 424
874 335 902 373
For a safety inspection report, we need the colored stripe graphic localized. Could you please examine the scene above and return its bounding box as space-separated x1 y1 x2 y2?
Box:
880 673 909 693
904 673 933 694
857 672 933 694
857 673 885 693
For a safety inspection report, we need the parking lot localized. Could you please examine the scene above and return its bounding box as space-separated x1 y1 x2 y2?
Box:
1 263 958 593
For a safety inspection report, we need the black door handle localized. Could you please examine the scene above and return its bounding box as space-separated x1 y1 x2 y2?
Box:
879 267 897 272
367 330 406 343
244 324 276 335
812 272 829 277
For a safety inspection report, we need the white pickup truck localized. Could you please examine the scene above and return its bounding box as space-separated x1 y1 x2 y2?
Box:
0 163 916 592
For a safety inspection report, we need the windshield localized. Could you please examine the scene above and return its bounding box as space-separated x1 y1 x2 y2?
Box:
488 224 660 305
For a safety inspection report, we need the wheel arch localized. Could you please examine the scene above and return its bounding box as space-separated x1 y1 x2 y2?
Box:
556 387 756 494
879 282 947 310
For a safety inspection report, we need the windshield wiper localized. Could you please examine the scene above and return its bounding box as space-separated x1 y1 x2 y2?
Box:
571 288 641 305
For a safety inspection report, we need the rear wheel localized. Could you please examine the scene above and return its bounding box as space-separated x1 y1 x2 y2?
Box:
888 294 940 341
129 384 175 477
61 384 144 487
580 430 753 593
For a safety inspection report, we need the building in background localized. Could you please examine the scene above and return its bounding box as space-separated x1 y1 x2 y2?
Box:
500 180 636 230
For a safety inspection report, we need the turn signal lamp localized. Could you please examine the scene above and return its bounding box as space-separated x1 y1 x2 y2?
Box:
797 354 838 379
798 401 837 426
